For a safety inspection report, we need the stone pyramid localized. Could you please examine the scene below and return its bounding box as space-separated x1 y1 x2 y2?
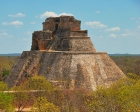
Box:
6 16 125 90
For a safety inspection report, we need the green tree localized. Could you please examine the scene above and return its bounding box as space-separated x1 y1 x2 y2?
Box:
86 78 140 112
0 82 14 112
2 70 9 77
25 76 57 111
31 97 60 112
0 81 7 91
126 72 140 80
0 92 14 112
25 75 53 99
11 85 31 112
24 75 60 111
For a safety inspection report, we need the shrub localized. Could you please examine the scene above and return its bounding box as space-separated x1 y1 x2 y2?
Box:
0 92 14 112
2 70 9 77
31 97 60 112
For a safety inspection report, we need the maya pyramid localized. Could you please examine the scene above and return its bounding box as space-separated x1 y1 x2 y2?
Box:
6 16 125 90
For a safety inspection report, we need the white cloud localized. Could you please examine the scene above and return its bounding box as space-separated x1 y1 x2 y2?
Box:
85 21 107 28
40 11 73 18
121 29 140 38
11 21 23 25
25 31 32 36
30 22 36 24
0 30 6 32
130 17 140 24
95 11 100 14
35 15 38 18
138 26 140 29
0 32 13 38
106 27 120 32
121 29 132 37
121 33 131 37
2 21 23 26
2 22 9 25
99 36 103 38
0 32 8 36
131 18 135 20
59 13 73 16
109 34 117 38
40 12 58 18
8 13 26 17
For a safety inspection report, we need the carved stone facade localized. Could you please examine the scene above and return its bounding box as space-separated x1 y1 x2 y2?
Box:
6 16 125 90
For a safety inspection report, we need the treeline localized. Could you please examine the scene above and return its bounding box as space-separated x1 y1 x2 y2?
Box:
0 56 17 79
110 56 140 76
0 74 140 112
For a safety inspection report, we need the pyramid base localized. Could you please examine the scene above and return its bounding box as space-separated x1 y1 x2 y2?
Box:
5 51 125 90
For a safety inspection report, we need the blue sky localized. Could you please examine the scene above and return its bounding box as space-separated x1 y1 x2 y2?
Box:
0 0 140 54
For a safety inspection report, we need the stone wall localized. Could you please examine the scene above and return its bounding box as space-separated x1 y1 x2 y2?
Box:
31 31 52 50
45 37 96 52
5 51 43 87
70 30 87 37
54 30 87 38
43 16 81 31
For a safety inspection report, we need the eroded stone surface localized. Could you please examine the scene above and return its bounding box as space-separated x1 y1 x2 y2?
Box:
5 16 125 90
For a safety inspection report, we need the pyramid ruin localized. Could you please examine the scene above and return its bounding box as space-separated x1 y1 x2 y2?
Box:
6 16 125 90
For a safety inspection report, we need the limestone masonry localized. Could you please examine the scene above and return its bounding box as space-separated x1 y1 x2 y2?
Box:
6 16 125 90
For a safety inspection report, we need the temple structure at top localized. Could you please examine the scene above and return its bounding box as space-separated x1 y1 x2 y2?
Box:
43 16 81 31
31 16 96 52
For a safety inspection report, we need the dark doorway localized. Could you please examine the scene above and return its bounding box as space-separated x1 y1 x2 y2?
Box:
55 24 58 30
35 41 39 50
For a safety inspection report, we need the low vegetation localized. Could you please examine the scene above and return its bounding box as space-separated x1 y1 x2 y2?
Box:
0 56 17 79
0 82 14 112
110 56 140 76
0 75 140 111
